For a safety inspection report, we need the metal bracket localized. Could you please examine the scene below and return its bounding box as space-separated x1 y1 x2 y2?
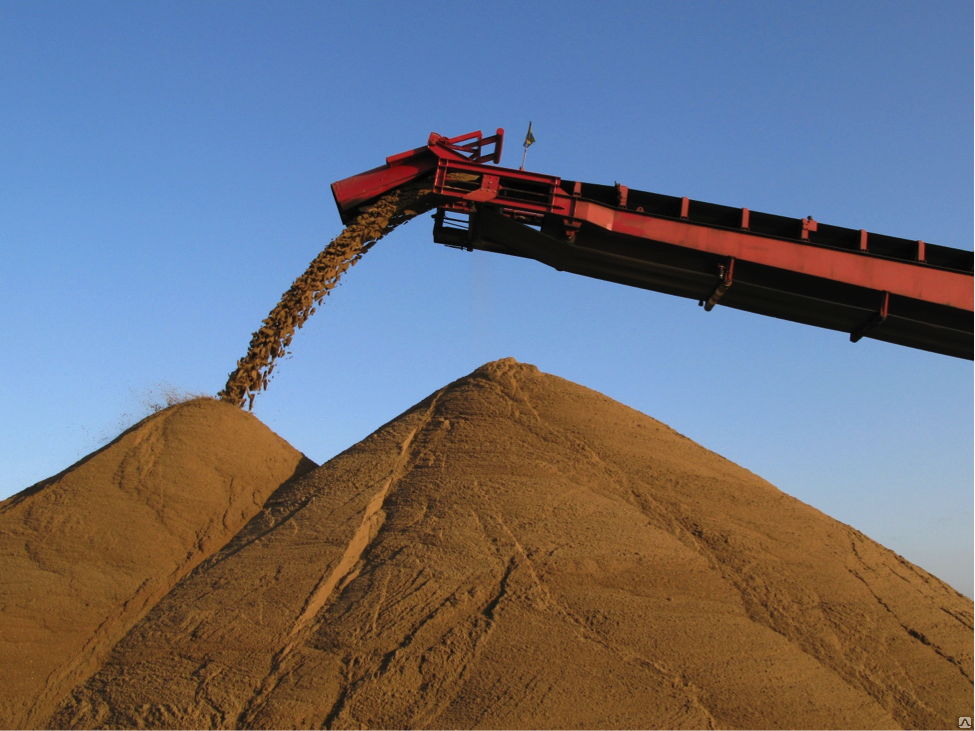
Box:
703 257 735 311
850 291 889 343
464 174 500 202
427 129 504 164
432 207 475 250
801 216 818 240
563 219 582 243
615 183 629 209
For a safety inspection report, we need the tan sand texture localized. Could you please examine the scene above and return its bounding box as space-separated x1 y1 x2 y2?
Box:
0 399 316 728
219 179 434 409
40 360 972 730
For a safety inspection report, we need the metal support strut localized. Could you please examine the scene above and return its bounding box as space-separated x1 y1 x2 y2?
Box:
703 258 735 312
850 291 890 343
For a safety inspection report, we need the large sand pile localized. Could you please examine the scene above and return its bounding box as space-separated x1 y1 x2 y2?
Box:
0 399 316 728
14 360 967 729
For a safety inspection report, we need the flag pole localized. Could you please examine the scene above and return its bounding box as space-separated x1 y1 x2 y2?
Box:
520 121 534 171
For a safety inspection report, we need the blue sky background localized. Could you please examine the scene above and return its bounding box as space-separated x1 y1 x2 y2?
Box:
2 1 971 596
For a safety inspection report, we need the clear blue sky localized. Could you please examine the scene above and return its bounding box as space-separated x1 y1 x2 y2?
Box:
2 1 971 596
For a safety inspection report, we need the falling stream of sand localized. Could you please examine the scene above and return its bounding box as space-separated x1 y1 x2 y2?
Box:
219 178 435 409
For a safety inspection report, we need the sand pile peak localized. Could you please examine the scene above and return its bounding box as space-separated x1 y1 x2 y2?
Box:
0 397 315 728
42 361 972 730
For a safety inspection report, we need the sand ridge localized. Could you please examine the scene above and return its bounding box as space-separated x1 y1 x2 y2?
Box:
35 359 973 730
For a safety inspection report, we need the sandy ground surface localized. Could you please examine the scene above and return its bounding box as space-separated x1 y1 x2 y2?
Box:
2 360 971 729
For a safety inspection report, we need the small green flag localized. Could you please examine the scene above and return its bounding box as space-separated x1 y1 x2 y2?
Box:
524 121 535 148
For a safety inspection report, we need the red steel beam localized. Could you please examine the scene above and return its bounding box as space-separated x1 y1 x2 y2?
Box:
569 200 972 313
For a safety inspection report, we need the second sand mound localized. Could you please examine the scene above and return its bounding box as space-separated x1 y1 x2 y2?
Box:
50 360 973 730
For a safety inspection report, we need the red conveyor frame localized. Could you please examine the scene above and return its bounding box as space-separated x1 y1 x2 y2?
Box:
332 129 973 360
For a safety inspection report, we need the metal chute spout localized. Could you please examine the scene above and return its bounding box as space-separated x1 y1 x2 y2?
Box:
330 129 504 225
